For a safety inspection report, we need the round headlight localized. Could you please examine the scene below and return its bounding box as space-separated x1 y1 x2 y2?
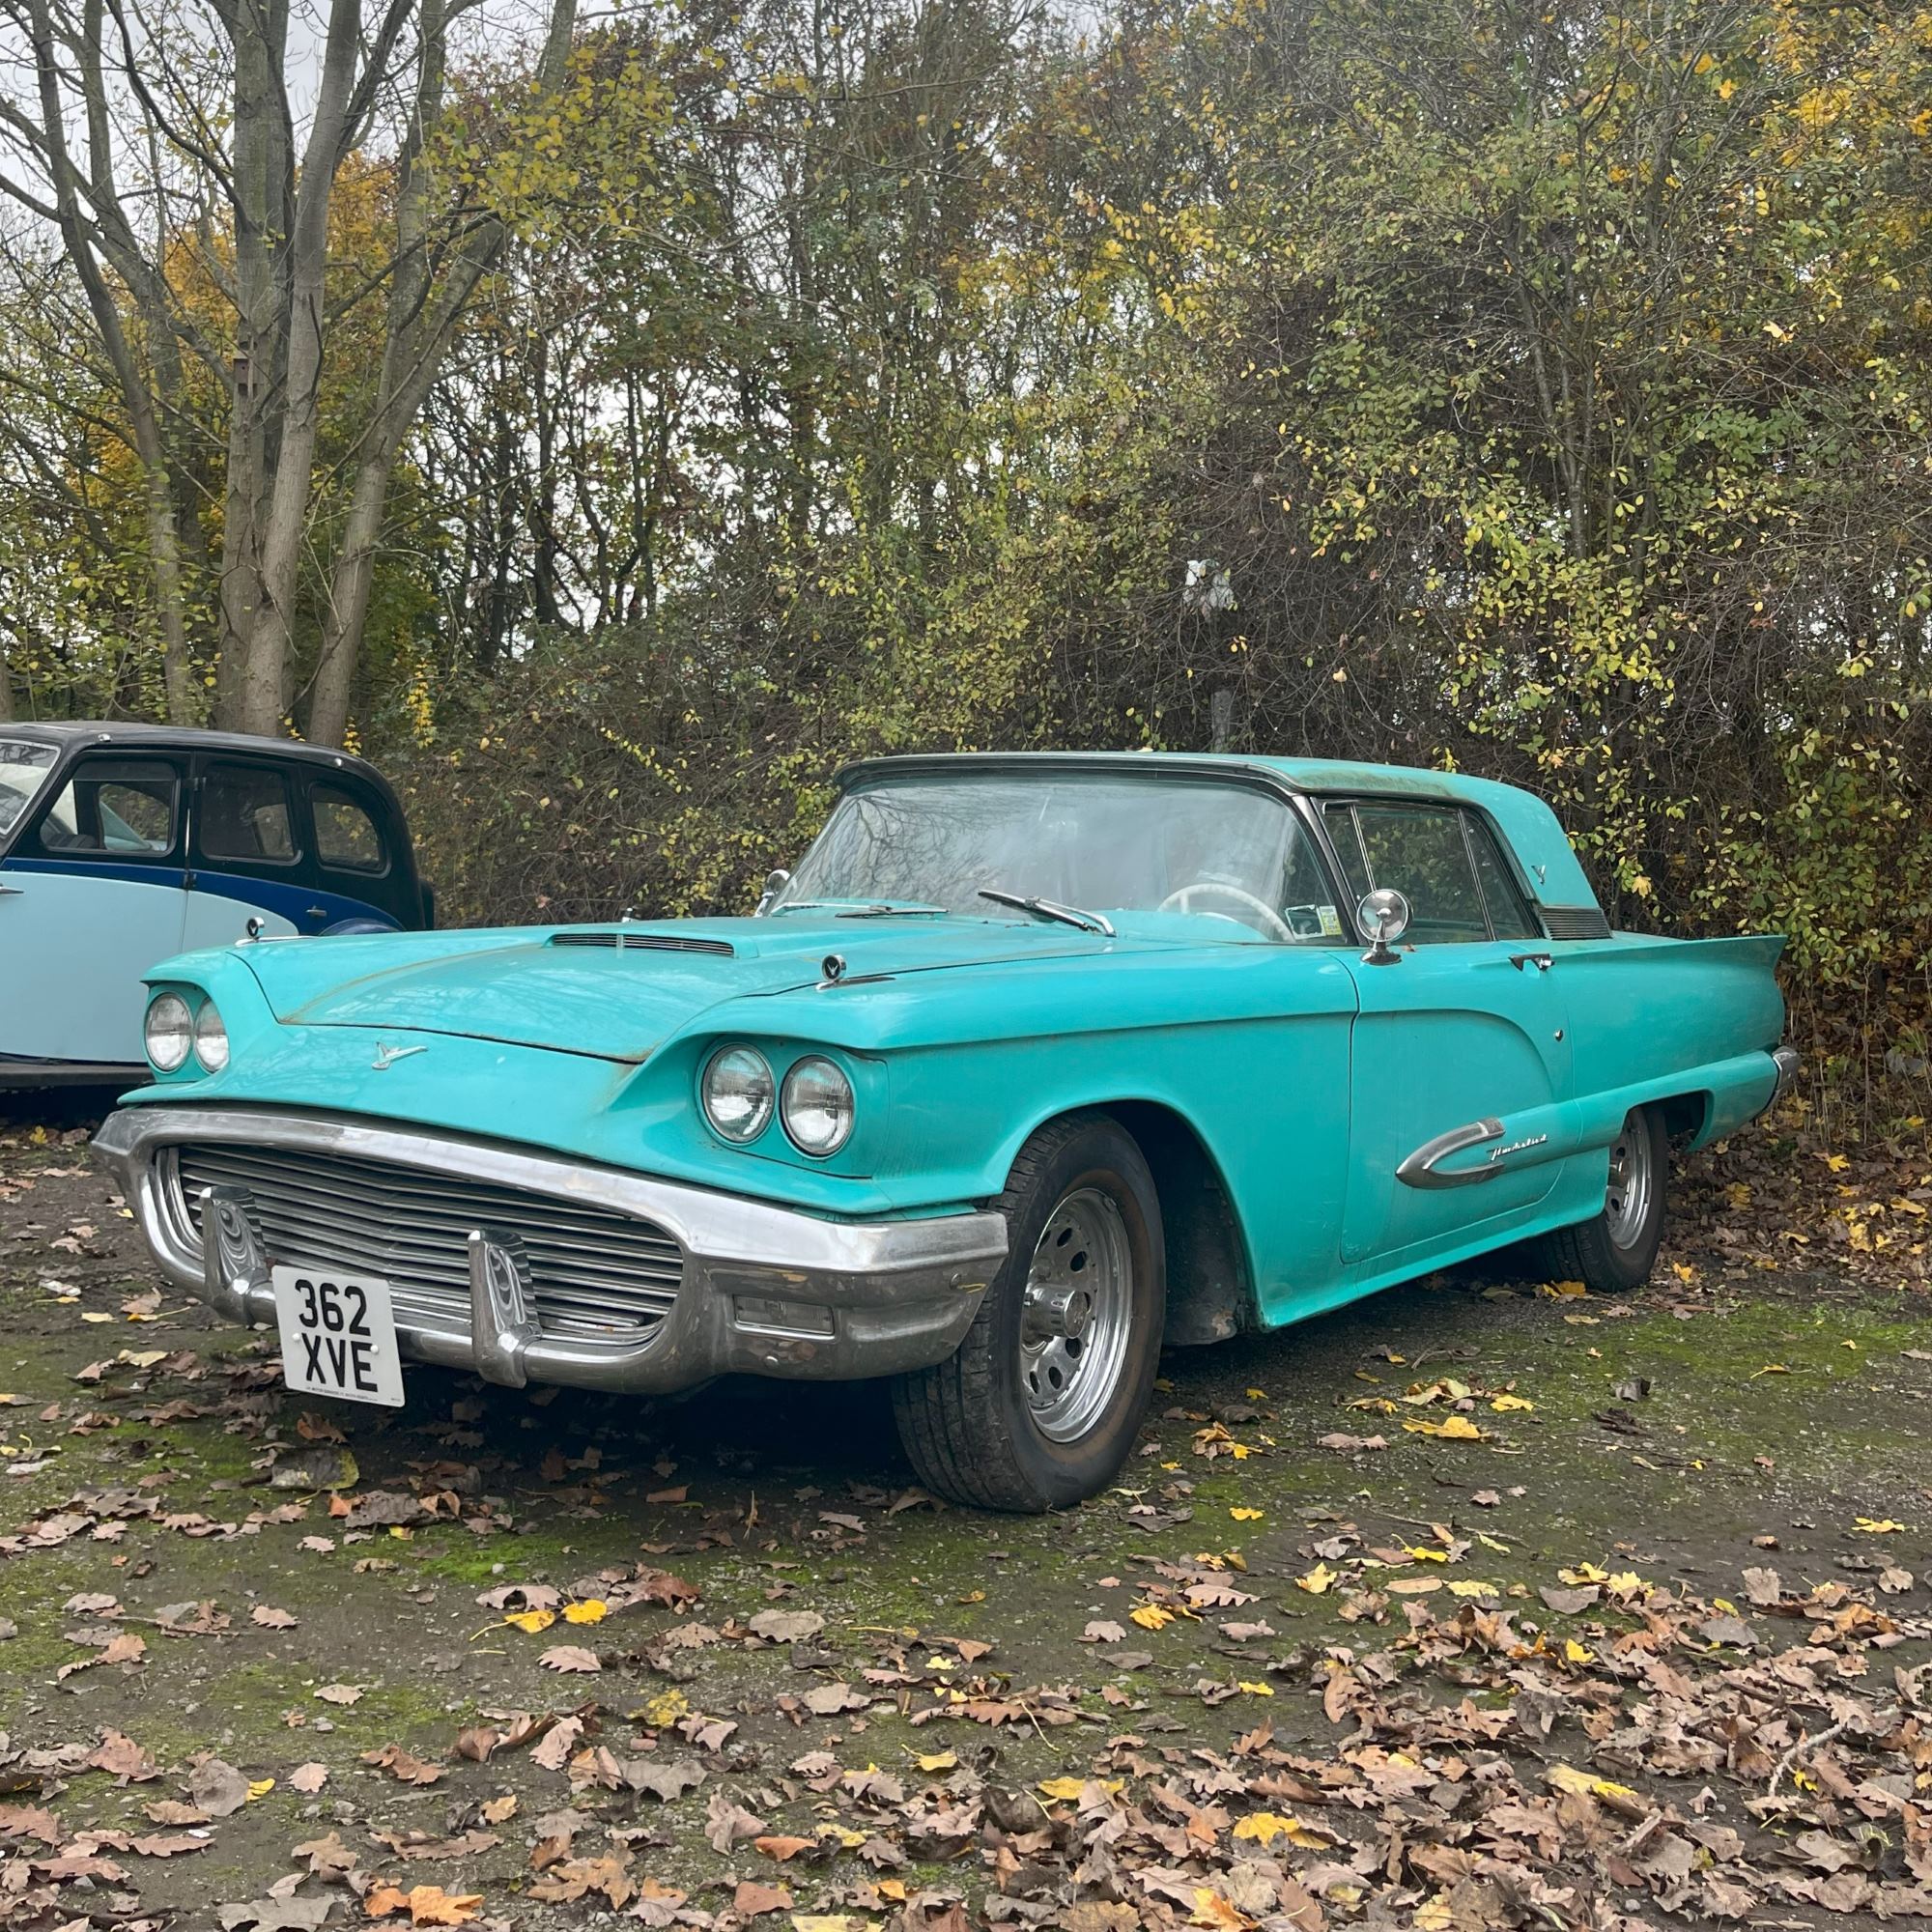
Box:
144 992 192 1072
702 1045 775 1143
781 1056 854 1157
193 1000 229 1072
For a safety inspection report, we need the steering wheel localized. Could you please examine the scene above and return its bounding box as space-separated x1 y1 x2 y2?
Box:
1158 880 1295 941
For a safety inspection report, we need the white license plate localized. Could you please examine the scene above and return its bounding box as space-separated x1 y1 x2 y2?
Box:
271 1264 405 1407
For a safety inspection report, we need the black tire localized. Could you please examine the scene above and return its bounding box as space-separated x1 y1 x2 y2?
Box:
891 1112 1166 1512
1530 1103 1668 1293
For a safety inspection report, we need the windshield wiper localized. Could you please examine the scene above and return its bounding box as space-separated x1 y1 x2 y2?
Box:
979 889 1116 937
770 898 948 919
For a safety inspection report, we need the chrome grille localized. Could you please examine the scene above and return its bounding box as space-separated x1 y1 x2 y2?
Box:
167 1143 682 1344
550 931 735 957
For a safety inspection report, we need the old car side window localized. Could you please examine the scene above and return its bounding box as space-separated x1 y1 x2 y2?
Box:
1466 815 1541 940
201 763 298 867
1353 803 1490 943
1321 804 1372 901
312 783 388 875
1277 821 1344 939
34 761 180 859
0 739 58 839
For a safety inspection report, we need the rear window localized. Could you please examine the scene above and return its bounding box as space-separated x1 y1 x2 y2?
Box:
201 764 298 865
313 784 387 874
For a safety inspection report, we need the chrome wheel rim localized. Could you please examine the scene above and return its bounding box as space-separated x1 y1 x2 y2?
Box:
1018 1185 1133 1443
1605 1115 1655 1251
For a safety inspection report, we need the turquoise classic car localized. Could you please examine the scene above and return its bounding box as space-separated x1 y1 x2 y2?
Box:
96 753 1794 1511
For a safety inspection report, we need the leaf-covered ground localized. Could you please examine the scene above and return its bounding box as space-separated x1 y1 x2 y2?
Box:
1 1106 1928 1932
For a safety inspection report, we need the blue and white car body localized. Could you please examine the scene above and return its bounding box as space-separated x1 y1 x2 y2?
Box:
0 724 428 1086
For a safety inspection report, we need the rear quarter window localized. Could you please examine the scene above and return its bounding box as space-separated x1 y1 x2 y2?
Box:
312 784 388 875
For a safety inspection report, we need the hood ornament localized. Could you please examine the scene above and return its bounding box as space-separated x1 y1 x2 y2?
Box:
371 1041 426 1071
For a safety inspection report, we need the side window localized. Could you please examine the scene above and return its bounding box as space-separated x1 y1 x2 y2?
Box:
1276 819 1345 940
1353 804 1490 944
1466 816 1541 940
201 763 298 866
1322 804 1371 901
33 760 179 859
312 783 387 875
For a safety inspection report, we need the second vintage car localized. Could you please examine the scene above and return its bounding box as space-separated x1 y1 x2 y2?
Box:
96 753 1793 1510
1 723 430 1086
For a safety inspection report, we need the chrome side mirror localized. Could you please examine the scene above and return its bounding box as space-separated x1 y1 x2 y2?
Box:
1358 887 1410 965
753 867 790 917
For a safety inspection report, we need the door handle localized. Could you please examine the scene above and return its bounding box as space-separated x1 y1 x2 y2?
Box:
1509 952 1553 972
0 883 22 896
305 905 329 921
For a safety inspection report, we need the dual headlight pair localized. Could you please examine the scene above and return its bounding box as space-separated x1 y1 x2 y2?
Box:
702 1045 852 1156
145 992 227 1074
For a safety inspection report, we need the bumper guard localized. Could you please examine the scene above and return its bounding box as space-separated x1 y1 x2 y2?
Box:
93 1106 1006 1396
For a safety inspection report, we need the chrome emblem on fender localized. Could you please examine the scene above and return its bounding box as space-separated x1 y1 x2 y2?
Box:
370 1041 426 1071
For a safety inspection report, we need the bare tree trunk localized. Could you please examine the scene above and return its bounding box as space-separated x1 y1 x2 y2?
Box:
213 0 291 727
236 0 366 733
305 0 579 746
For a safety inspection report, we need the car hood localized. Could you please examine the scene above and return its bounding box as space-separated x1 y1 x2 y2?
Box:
235 915 1215 1062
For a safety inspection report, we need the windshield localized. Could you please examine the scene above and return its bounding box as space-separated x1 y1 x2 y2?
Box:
0 739 57 840
777 772 1343 940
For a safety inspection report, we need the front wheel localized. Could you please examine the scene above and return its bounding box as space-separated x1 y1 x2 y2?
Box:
1530 1103 1668 1293
891 1113 1165 1512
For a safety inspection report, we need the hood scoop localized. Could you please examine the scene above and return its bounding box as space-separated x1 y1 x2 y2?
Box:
550 929 737 959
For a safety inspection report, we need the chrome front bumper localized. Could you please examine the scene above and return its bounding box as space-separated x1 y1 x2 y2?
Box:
93 1106 1006 1396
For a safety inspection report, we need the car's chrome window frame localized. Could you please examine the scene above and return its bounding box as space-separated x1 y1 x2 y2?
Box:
1306 795 1554 947
780 769 1350 944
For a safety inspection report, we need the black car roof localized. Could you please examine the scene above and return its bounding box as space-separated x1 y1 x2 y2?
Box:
2 721 399 794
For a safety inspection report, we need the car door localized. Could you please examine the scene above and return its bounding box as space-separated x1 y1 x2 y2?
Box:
179 756 313 949
0 752 189 1065
1326 799 1575 1272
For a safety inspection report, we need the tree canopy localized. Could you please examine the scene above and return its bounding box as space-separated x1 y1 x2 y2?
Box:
1 0 1926 1124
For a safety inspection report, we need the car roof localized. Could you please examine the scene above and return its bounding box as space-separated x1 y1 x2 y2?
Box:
835 751 1602 912
2 721 398 792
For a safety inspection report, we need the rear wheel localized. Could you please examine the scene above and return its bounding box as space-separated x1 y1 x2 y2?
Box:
1531 1103 1667 1293
891 1113 1165 1512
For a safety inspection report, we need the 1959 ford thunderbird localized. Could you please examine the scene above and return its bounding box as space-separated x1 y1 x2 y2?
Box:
97 753 1796 1511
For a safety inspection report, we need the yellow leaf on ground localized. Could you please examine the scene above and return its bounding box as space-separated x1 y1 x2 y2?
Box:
246 1778 275 1800
1236 1680 1273 1696
503 1608 555 1634
641 1688 688 1726
915 1750 956 1772
1855 1517 1909 1534
1403 1414 1484 1440
562 1599 608 1625
1548 1764 1643 1808
1130 1605 1176 1632
1490 1393 1535 1412
1229 1507 1264 1521
1294 1563 1336 1595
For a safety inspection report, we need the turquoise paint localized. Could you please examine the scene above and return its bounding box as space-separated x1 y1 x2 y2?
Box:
122 755 1787 1336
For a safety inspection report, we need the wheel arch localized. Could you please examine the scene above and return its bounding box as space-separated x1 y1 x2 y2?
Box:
1656 1091 1710 1145
1020 1098 1258 1347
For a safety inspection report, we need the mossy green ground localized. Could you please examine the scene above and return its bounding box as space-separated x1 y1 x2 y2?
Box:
2 1130 1928 1923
